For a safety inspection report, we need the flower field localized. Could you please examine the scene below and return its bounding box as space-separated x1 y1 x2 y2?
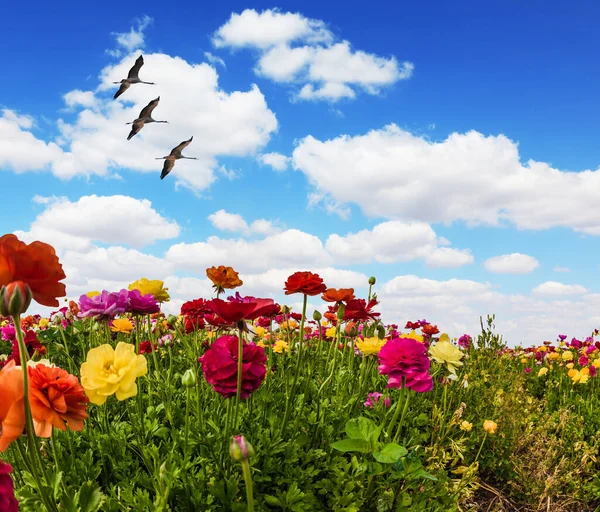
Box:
2 233 600 511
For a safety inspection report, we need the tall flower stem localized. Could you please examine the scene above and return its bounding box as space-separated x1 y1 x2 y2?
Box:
13 315 59 512
393 389 411 443
233 326 245 429
385 379 405 440
241 460 255 512
474 433 488 463
282 294 308 428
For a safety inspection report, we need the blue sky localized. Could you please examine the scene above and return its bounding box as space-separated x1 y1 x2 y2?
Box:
2 2 600 345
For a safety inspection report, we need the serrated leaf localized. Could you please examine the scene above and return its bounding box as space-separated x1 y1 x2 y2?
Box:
373 443 408 463
331 438 371 453
77 481 104 512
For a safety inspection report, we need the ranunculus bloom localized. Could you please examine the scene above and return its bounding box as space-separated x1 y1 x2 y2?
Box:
356 336 386 356
321 288 355 303
0 361 25 452
429 340 464 374
80 342 148 405
139 341 156 354
78 290 129 320
0 460 18 512
378 337 433 393
28 364 89 437
206 266 243 292
127 289 160 315
206 298 277 324
343 299 380 322
110 318 135 334
0 234 66 307
8 329 46 366
284 271 327 296
422 324 440 336
199 335 267 399
128 278 170 303
483 420 498 434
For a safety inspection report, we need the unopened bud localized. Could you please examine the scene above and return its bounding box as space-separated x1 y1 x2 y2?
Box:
55 343 65 353
230 435 254 462
182 368 196 388
0 281 32 317
377 325 386 339
167 314 178 326
281 305 290 314
368 276 376 286
336 304 345 321
344 322 357 337
312 310 322 322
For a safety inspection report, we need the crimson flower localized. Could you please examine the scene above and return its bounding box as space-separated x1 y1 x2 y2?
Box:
206 298 276 324
344 299 380 322
284 271 327 296
199 335 267 398
0 460 18 512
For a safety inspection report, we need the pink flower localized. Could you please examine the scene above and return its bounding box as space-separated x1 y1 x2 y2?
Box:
127 290 160 315
0 460 18 512
590 366 597 378
378 337 433 393
363 392 391 408
199 335 267 399
579 355 589 367
78 290 129 320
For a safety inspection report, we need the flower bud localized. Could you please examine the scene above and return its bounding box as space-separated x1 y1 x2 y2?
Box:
377 325 386 339
167 314 178 326
368 276 376 286
0 281 32 317
281 305 290 314
312 310 322 322
336 304 345 321
182 368 197 388
344 322 357 337
230 435 254 462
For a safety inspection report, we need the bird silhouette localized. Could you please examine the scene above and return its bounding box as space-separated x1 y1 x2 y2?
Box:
113 55 155 99
126 97 168 140
157 137 198 179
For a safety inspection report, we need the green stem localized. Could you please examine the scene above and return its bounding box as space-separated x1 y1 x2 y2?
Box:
241 460 255 512
393 389 411 442
474 433 488 463
386 380 405 440
184 387 191 462
233 326 245 429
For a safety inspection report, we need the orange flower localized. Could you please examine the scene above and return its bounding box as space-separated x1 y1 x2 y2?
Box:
321 288 355 303
206 266 243 293
68 300 80 316
28 364 89 438
20 316 35 330
0 234 66 307
422 324 440 336
0 361 25 452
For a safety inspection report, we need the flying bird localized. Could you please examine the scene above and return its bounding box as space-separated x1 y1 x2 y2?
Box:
126 97 168 140
156 137 198 179
113 55 155 99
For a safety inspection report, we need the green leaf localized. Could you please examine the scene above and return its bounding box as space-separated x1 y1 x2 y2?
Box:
331 439 371 453
345 417 380 442
264 495 283 506
77 481 104 512
373 443 408 463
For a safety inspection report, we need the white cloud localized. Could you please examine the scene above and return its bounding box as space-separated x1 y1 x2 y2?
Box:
213 9 413 102
484 253 540 274
0 53 278 192
208 209 281 236
292 124 600 235
107 15 153 57
532 281 588 296
204 52 226 68
553 266 571 273
325 220 473 268
14 195 180 252
259 152 291 171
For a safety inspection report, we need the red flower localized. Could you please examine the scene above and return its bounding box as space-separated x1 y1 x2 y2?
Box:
284 271 327 296
181 298 209 318
321 288 355 303
0 460 18 512
422 324 440 336
139 341 156 354
9 330 45 366
204 314 228 327
0 234 66 307
405 321 421 330
199 335 267 398
206 298 277 324
28 364 89 437
344 299 380 322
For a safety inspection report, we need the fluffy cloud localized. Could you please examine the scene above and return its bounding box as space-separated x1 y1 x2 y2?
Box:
483 253 540 274
325 220 473 268
258 152 290 171
292 124 600 235
0 20 278 192
208 209 280 236
15 195 180 252
212 9 413 102
107 15 153 57
532 281 589 296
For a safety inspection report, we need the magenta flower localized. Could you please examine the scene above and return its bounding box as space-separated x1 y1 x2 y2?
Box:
378 337 433 393
78 290 129 319
558 334 567 341
458 334 472 349
524 367 531 373
0 460 18 512
1 324 15 341
579 355 589 367
364 392 391 408
127 289 160 315
570 338 582 349
590 366 597 378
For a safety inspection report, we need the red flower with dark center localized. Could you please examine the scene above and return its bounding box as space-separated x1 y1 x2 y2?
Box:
321 288 355 303
206 298 276 324
344 299 380 322
199 335 267 398
284 271 327 296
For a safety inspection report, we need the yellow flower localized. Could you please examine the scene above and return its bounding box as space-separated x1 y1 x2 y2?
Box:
128 278 170 303
254 326 266 338
86 291 101 298
520 358 527 364
439 333 451 343
80 342 147 405
403 330 424 343
570 367 590 384
257 341 267 349
38 318 49 329
536 346 548 353
547 352 560 361
459 420 473 432
483 420 498 434
273 340 289 353
356 336 386 357
429 340 464 374
593 358 600 368
566 362 574 369
538 367 548 377
562 351 574 361
326 327 337 338
110 318 134 334
321 320 329 327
